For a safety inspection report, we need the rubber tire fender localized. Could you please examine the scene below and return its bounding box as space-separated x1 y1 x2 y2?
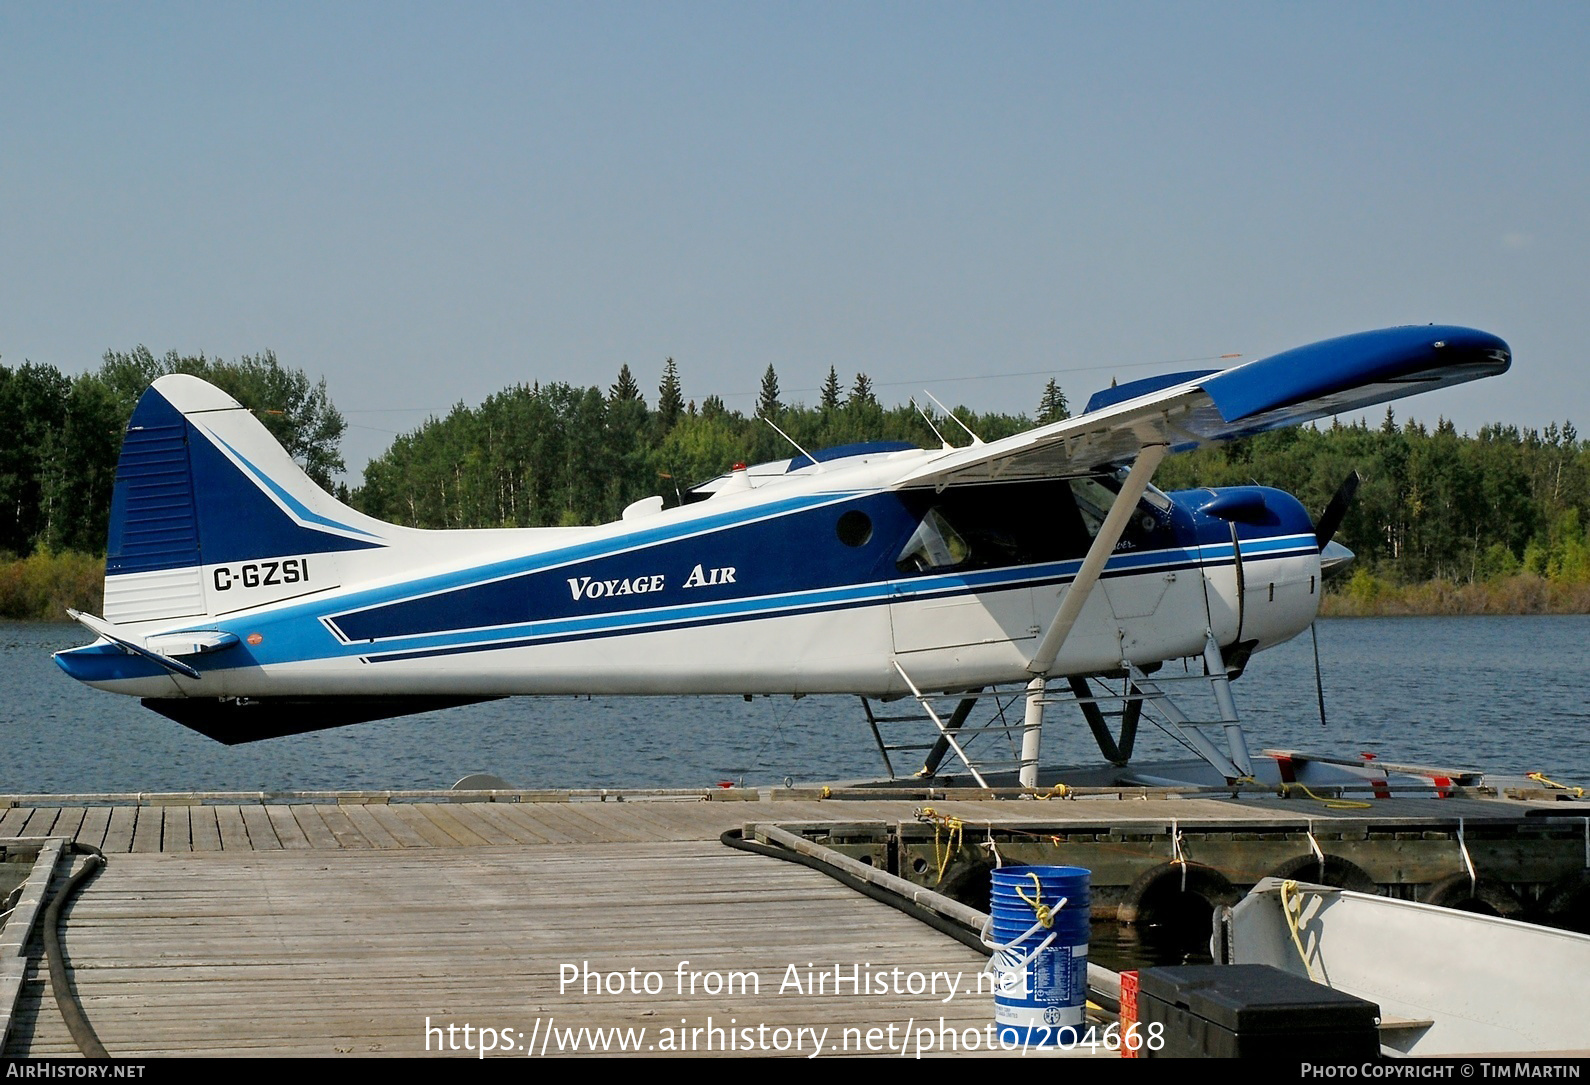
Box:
1262 853 1379 895
1117 861 1239 926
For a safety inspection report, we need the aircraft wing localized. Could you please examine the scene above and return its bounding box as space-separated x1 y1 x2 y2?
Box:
891 325 1510 489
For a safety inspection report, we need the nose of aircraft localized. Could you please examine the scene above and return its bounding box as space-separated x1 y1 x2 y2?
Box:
1320 539 1355 576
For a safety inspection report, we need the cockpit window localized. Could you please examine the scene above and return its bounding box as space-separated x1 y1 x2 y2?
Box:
1069 473 1174 542
1138 481 1174 514
1104 466 1174 514
1068 476 1117 538
895 508 971 572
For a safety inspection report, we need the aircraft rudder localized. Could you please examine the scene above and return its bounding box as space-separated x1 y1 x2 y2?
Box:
102 376 388 624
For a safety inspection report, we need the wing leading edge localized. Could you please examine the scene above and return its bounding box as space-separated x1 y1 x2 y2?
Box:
893 325 1510 489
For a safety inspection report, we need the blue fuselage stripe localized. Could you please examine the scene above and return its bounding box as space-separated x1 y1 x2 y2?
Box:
355 541 1315 664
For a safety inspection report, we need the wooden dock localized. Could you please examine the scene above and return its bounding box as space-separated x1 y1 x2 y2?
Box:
1 786 1584 1058
0 793 1101 1059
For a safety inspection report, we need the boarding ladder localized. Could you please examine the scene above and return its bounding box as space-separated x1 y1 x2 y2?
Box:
862 676 1030 790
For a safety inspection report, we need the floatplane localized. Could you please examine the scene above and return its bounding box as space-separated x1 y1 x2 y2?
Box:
55 326 1509 788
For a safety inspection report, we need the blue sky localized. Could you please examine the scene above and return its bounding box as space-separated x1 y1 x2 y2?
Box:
4 3 1587 476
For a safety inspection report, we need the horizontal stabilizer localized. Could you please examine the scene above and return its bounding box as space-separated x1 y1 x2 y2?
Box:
66 609 207 680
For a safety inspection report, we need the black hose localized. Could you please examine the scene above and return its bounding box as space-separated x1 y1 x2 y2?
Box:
720 828 989 956
43 843 108 1059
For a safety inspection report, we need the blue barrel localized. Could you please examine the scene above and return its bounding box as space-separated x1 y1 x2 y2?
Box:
988 865 1091 1044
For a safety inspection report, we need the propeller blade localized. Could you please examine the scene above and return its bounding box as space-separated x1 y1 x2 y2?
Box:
1311 621 1327 728
1314 470 1360 551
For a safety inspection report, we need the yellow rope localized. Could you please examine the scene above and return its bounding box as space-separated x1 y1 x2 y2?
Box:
1279 879 1319 983
1281 782 1374 809
818 785 832 799
918 807 966 884
1014 872 1055 928
1035 783 1070 800
1528 772 1585 798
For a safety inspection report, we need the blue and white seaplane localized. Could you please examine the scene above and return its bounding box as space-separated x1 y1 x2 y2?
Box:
55 325 1510 787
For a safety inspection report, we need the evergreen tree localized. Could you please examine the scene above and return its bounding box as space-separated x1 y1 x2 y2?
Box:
820 366 842 412
610 364 643 405
1036 378 1070 425
849 372 877 408
657 357 684 431
757 365 781 418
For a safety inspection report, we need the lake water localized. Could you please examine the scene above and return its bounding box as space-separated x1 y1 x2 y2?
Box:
3 616 1588 794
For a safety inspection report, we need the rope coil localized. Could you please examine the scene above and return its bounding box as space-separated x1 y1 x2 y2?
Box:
981 875 1069 979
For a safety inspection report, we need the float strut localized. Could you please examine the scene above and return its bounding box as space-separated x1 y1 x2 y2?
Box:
1020 675 1045 789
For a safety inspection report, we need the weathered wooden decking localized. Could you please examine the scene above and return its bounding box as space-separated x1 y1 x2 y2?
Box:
2 788 1581 1058
1 788 1562 856
2 795 1111 1059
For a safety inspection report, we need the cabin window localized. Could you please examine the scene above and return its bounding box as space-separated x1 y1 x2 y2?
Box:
890 475 1169 577
836 510 873 547
895 508 971 572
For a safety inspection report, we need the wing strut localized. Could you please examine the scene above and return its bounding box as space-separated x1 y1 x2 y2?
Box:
1018 444 1168 787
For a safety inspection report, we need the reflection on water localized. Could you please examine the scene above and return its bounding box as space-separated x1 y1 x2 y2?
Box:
1089 922 1212 973
3 616 1588 793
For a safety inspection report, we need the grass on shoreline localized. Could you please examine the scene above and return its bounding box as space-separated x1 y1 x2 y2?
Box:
1321 569 1590 617
0 551 104 621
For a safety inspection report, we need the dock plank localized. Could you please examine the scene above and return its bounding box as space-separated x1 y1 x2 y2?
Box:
215 806 251 852
456 803 549 845
102 807 138 853
189 806 222 852
477 803 558 844
238 806 282 850
49 807 87 843
19 808 58 837
421 803 510 846
360 805 432 848
408 803 497 847
288 805 343 850
0 808 33 836
335 805 401 849
75 807 111 850
313 805 371 850
162 806 193 853
507 802 611 843
542 802 675 843
340 805 411 850
382 804 461 848
264 805 311 849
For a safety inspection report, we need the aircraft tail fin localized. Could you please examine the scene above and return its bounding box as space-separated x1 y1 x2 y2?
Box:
104 374 389 625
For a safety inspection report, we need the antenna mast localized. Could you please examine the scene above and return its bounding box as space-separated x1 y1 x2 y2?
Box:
759 415 824 472
921 390 984 445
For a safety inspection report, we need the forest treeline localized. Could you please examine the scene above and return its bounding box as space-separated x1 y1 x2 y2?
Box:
1153 411 1590 614
355 361 1035 528
1 347 345 618
4 351 1590 618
